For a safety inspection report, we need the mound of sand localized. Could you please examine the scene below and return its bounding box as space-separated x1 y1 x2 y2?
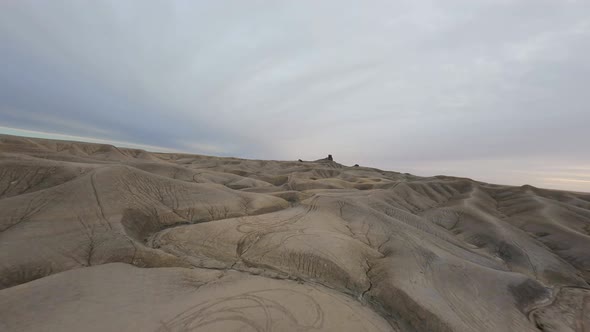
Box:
0 134 588 332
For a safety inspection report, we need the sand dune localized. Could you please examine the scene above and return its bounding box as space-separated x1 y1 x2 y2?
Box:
0 134 589 331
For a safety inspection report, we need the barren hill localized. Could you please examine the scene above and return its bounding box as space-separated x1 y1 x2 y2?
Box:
0 134 588 332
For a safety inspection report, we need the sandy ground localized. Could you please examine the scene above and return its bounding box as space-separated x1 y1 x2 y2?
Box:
0 134 589 332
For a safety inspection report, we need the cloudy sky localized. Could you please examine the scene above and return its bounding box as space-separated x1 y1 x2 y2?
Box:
1 1 589 191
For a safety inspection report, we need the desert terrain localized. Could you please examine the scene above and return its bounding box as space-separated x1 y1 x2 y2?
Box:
0 134 588 332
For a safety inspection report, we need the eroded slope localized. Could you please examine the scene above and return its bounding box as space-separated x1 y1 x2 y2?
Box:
0 134 589 332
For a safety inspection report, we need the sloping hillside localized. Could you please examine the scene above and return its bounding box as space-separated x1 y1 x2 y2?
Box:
0 134 588 332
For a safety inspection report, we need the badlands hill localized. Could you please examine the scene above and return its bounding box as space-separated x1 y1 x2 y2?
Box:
0 134 589 332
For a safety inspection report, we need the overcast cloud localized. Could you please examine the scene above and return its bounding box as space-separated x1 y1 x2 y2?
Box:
1 1 589 191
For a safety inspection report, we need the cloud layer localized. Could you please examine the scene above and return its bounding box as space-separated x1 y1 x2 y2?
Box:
1 1 589 191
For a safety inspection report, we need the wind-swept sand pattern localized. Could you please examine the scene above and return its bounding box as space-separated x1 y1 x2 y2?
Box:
0 134 589 331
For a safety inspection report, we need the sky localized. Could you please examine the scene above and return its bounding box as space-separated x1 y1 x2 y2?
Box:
1 1 589 192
